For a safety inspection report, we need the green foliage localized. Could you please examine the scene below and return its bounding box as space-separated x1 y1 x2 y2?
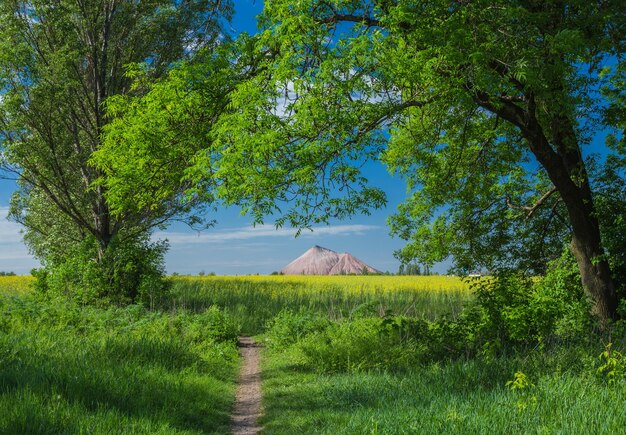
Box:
597 342 626 385
93 40 246 221
433 252 592 357
595 152 626 301
264 309 432 373
62 0 625 319
398 262 428 276
0 294 239 433
506 371 534 391
185 0 622 276
261 252 593 373
506 371 538 412
0 0 233 306
164 276 470 335
296 315 427 372
471 268 588 346
265 310 331 349
33 234 169 306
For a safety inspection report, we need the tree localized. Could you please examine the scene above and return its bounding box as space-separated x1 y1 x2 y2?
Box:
91 1 625 319
92 36 259 221
398 263 421 276
0 0 232 301
204 0 623 319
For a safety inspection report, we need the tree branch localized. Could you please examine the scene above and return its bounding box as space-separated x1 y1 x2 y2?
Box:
320 13 382 27
506 186 558 218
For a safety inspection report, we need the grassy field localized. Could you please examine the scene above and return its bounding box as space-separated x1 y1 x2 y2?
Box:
259 345 626 434
0 277 240 434
2 274 624 433
165 275 471 334
0 275 34 296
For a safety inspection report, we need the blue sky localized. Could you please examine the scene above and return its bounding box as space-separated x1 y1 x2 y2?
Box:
0 0 412 275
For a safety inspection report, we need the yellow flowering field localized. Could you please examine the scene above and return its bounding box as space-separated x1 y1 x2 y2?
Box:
166 275 473 332
172 274 469 294
0 275 34 296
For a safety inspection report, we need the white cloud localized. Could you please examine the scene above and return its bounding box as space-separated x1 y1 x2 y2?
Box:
0 206 38 273
154 223 380 246
0 207 23 243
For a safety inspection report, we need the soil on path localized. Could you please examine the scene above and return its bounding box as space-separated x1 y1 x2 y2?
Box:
231 336 263 435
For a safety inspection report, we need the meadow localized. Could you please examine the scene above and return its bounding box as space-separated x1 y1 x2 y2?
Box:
0 276 239 434
0 275 34 297
259 344 626 434
1 274 625 434
165 275 471 334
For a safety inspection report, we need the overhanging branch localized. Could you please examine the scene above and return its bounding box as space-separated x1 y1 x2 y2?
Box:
506 186 558 219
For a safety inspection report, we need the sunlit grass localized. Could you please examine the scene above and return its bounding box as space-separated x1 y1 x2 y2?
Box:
259 345 626 434
0 275 34 296
0 295 239 434
165 275 472 334
2 273 619 432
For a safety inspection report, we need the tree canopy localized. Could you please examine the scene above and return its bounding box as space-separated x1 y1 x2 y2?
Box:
93 0 625 318
0 0 233 302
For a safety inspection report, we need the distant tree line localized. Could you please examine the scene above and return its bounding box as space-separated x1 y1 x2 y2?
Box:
398 263 432 276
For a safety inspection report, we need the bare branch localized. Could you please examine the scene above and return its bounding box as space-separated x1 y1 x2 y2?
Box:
506 186 558 219
320 13 382 28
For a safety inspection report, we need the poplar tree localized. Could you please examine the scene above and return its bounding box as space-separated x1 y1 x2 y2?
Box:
0 0 232 302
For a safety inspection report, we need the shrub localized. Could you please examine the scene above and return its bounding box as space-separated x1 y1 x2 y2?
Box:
264 310 331 348
450 249 592 355
33 234 169 306
297 317 423 372
175 306 241 344
266 249 595 373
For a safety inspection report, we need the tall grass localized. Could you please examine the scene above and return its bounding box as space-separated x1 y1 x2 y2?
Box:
0 275 34 296
164 275 472 334
0 295 239 434
259 344 626 434
5 273 618 432
252 270 626 433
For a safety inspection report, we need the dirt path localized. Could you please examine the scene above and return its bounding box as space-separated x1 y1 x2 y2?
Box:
231 336 263 435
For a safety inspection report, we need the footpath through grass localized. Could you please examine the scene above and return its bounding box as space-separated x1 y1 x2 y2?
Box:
245 268 626 434
3 273 626 433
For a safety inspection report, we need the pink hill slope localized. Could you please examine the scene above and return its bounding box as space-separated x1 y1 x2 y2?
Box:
280 245 379 275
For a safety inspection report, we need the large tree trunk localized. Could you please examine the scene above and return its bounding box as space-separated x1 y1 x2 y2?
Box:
524 114 619 321
474 92 620 319
570 232 618 320
563 187 618 320
549 117 619 321
487 93 622 321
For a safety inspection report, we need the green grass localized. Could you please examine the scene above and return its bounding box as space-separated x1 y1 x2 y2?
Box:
259 345 626 434
0 295 240 434
165 276 471 334
0 276 34 297
2 274 625 433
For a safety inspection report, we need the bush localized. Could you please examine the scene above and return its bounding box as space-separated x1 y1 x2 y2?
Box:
33 234 169 306
469 250 591 349
297 316 425 372
174 306 241 344
263 250 595 373
264 310 331 348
